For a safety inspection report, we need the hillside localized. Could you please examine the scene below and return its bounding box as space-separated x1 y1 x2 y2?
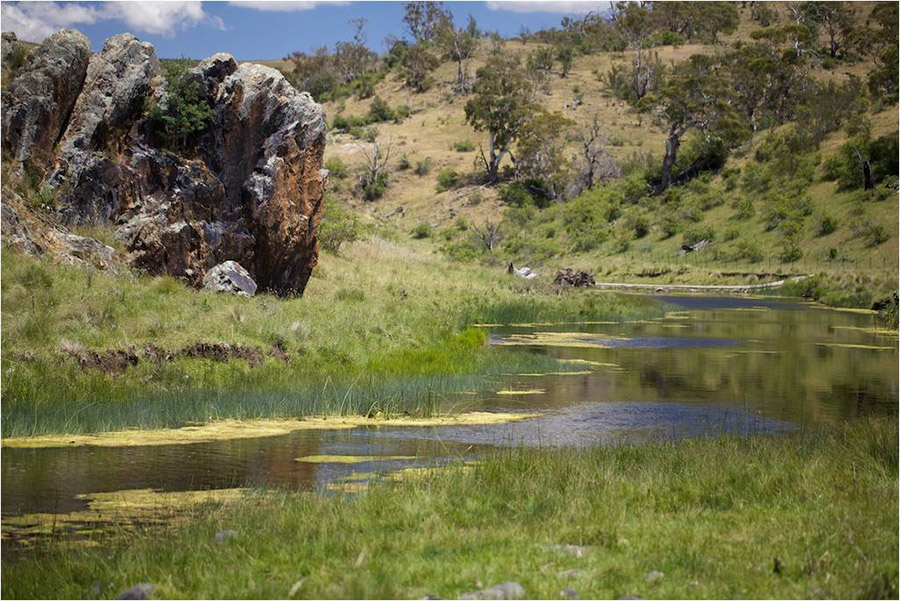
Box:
264 1 898 307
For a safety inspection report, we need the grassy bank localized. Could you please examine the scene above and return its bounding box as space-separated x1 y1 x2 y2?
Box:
1 237 660 436
4 418 896 599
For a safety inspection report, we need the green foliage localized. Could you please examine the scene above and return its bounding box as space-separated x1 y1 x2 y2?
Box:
779 239 803 263
324 157 348 179
359 172 388 201
499 179 553 209
451 140 475 152
825 134 899 191
682 224 715 247
146 59 214 151
411 223 433 239
318 198 362 254
817 213 837 237
414 158 432 176
465 54 536 181
863 223 889 247
400 44 439 93
435 168 460 193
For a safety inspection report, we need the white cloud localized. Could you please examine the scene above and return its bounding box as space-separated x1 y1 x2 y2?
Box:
226 1 348 12
1 2 100 42
102 2 216 36
0 1 221 42
486 1 604 14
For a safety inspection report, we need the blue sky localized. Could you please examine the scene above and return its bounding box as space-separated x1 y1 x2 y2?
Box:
1 1 607 60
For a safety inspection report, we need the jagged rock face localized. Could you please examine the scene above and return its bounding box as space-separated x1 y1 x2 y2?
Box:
51 33 159 225
1 29 91 168
214 63 326 294
0 30 327 297
57 33 159 162
1 32 18 66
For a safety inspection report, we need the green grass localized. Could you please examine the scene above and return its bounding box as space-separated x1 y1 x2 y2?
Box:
1 238 661 436
4 418 896 599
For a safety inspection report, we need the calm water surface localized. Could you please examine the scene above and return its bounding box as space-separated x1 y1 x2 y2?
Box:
3 294 897 521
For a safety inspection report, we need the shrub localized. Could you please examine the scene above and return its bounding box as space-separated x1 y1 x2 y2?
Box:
779 240 803 263
146 59 214 151
359 172 388 201
367 96 395 123
397 154 411 171
733 240 763 263
631 214 650 239
682 224 715 247
324 157 348 179
452 139 476 152
318 198 362 254
499 179 553 209
414 158 432 176
436 168 460 193
864 223 889 247
659 213 680 239
411 223 433 239
817 214 837 236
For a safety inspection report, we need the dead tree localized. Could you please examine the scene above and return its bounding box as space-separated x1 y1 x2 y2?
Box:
472 220 502 252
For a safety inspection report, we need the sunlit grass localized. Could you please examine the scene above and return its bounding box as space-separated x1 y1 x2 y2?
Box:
1 238 661 435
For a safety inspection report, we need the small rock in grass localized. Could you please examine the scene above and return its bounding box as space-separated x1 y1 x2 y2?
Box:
459 581 526 600
560 589 580 599
203 261 257 296
558 569 584 579
116 583 154 600
646 570 664 583
215 529 239 543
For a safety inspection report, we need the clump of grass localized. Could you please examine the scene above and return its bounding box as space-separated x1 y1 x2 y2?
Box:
451 139 475 152
4 418 896 599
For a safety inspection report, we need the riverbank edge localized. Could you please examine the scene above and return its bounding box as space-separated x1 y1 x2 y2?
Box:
3 417 896 599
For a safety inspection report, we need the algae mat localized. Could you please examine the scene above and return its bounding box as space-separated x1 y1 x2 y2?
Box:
2 412 540 449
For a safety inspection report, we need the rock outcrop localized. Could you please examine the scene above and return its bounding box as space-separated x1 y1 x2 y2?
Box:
1 30 326 297
1 29 91 168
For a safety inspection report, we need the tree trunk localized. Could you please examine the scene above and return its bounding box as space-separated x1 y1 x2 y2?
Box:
863 160 873 190
657 132 681 194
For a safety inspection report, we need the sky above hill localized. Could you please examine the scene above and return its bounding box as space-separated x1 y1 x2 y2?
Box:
0 1 606 60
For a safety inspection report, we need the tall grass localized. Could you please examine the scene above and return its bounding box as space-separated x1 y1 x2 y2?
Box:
4 418 896 599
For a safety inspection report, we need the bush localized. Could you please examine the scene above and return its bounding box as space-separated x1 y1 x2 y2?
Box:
499 179 553 209
659 213 680 239
817 213 837 236
436 168 461 193
324 157 348 179
359 172 388 201
631 214 650 239
414 158 432 177
682 224 715 247
411 223 433 239
452 139 476 152
864 223 889 247
367 96 395 123
732 240 763 263
396 154 411 171
318 198 362 254
146 59 214 151
779 240 803 263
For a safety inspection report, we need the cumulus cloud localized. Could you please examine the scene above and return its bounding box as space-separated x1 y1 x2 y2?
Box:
227 1 348 11
486 1 604 14
0 1 221 42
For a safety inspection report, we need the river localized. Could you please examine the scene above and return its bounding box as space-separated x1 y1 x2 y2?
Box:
2 294 897 535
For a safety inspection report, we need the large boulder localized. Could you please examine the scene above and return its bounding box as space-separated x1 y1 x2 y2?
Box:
1 29 91 168
119 58 326 295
